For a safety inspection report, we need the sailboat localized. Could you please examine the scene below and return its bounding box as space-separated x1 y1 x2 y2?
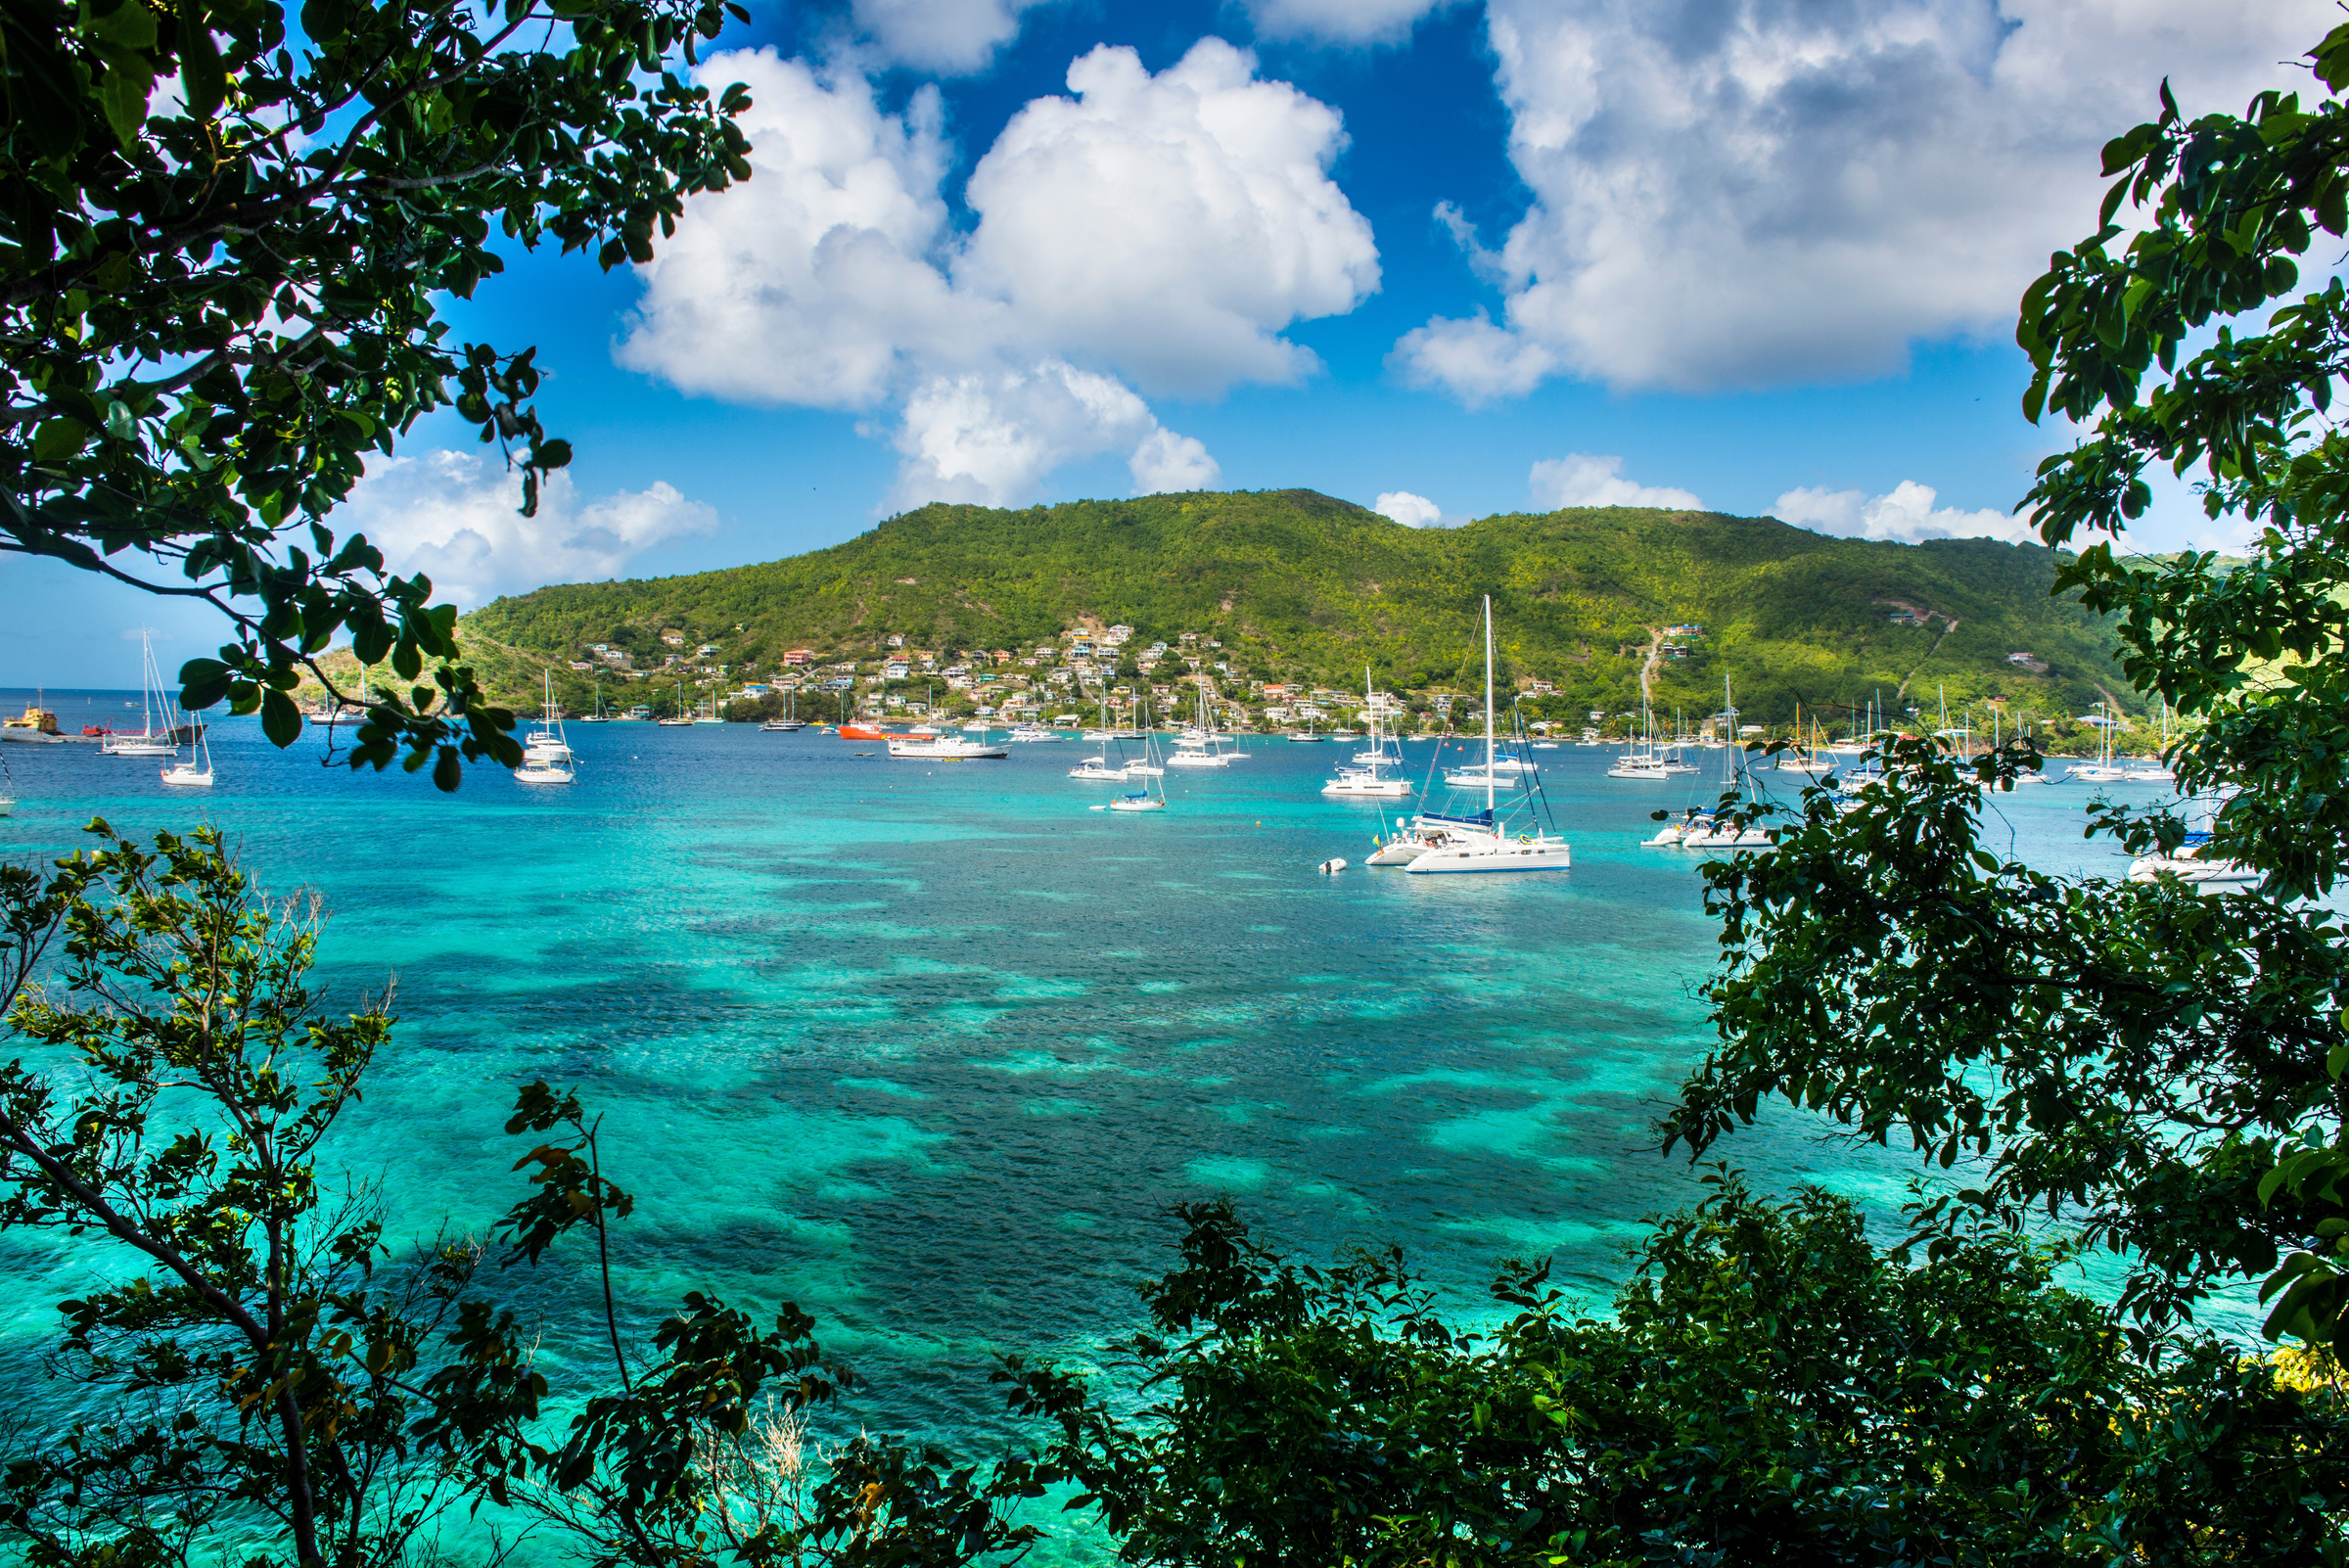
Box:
1324 668 1410 798
762 689 805 731
1068 694 1130 779
1166 682 1236 768
1126 699 1166 776
1607 698 1671 780
522 674 575 764
1405 598 1572 874
1 752 20 813
514 672 576 784
160 706 215 787
2070 702 2130 782
656 678 695 727
104 630 188 757
2124 696 2176 781
576 677 612 722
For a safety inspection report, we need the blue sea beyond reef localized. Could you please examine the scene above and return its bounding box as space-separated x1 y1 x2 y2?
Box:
0 688 2239 1561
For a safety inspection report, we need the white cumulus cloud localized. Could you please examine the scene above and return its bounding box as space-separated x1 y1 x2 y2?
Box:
1242 0 1453 46
1400 0 2336 397
849 0 1055 73
890 360 1221 511
615 56 966 409
1531 454 1702 511
1130 429 1221 494
620 39 1376 506
335 451 718 607
1774 480 2035 545
1373 490 1447 528
958 38 1379 397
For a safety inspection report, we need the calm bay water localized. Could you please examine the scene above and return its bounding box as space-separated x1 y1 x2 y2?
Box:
0 690 2207 1557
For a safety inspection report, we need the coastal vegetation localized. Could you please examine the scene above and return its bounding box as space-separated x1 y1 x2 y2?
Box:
10 5 2349 1566
467 494 2138 739
1 0 753 787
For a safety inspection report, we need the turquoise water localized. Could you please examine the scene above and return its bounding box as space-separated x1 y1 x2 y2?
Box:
0 693 2200 1555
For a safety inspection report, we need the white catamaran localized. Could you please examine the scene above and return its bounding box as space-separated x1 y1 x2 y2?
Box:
1404 598 1572 875
1323 669 1411 798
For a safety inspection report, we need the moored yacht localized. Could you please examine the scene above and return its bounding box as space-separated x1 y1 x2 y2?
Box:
1404 598 1570 875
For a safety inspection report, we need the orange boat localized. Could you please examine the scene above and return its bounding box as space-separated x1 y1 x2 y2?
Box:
838 721 893 741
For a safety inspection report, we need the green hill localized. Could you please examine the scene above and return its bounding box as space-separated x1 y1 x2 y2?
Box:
457 489 2138 740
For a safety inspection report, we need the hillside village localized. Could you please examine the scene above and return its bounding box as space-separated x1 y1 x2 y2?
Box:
442 492 2148 745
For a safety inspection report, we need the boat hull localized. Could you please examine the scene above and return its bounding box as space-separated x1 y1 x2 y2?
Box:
1405 839 1573 874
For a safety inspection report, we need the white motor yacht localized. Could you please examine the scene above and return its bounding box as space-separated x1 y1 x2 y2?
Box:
1069 755 1128 781
889 733 1009 760
1009 723 1058 742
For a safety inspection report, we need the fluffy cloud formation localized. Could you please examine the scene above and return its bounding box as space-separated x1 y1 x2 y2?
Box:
1243 0 1451 45
891 361 1146 509
849 0 1054 73
622 39 1377 505
1531 454 1702 511
1130 428 1222 494
959 38 1379 396
1373 490 1446 528
334 451 718 607
1400 0 2335 396
1774 481 2034 545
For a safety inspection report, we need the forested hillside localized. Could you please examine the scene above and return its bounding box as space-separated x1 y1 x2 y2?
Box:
459 490 2133 731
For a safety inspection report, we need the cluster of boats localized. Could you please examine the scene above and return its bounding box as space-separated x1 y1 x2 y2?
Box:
1 634 216 787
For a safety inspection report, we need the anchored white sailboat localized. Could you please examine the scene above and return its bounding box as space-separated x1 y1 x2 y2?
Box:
1166 682 1236 768
105 630 189 757
160 714 214 787
1324 668 1411 798
515 672 576 784
1406 598 1571 875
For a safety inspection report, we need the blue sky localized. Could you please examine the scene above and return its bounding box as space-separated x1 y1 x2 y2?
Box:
6 0 2332 685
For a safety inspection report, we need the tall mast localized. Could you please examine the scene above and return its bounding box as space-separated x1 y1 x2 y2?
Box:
1483 595 1496 814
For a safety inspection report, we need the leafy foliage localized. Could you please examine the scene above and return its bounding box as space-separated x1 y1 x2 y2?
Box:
0 825 1046 1566
1006 1183 2349 1566
1 0 754 789
465 492 2136 735
1668 22 2349 1348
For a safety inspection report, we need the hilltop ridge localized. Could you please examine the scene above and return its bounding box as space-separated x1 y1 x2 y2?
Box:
454 489 2130 733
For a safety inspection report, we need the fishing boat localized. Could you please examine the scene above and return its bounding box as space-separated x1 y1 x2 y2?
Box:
1405 599 1571 875
2 695 63 744
514 672 576 784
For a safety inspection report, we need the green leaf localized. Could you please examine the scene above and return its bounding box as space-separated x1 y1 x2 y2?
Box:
31 417 90 463
260 689 300 747
178 2 227 122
